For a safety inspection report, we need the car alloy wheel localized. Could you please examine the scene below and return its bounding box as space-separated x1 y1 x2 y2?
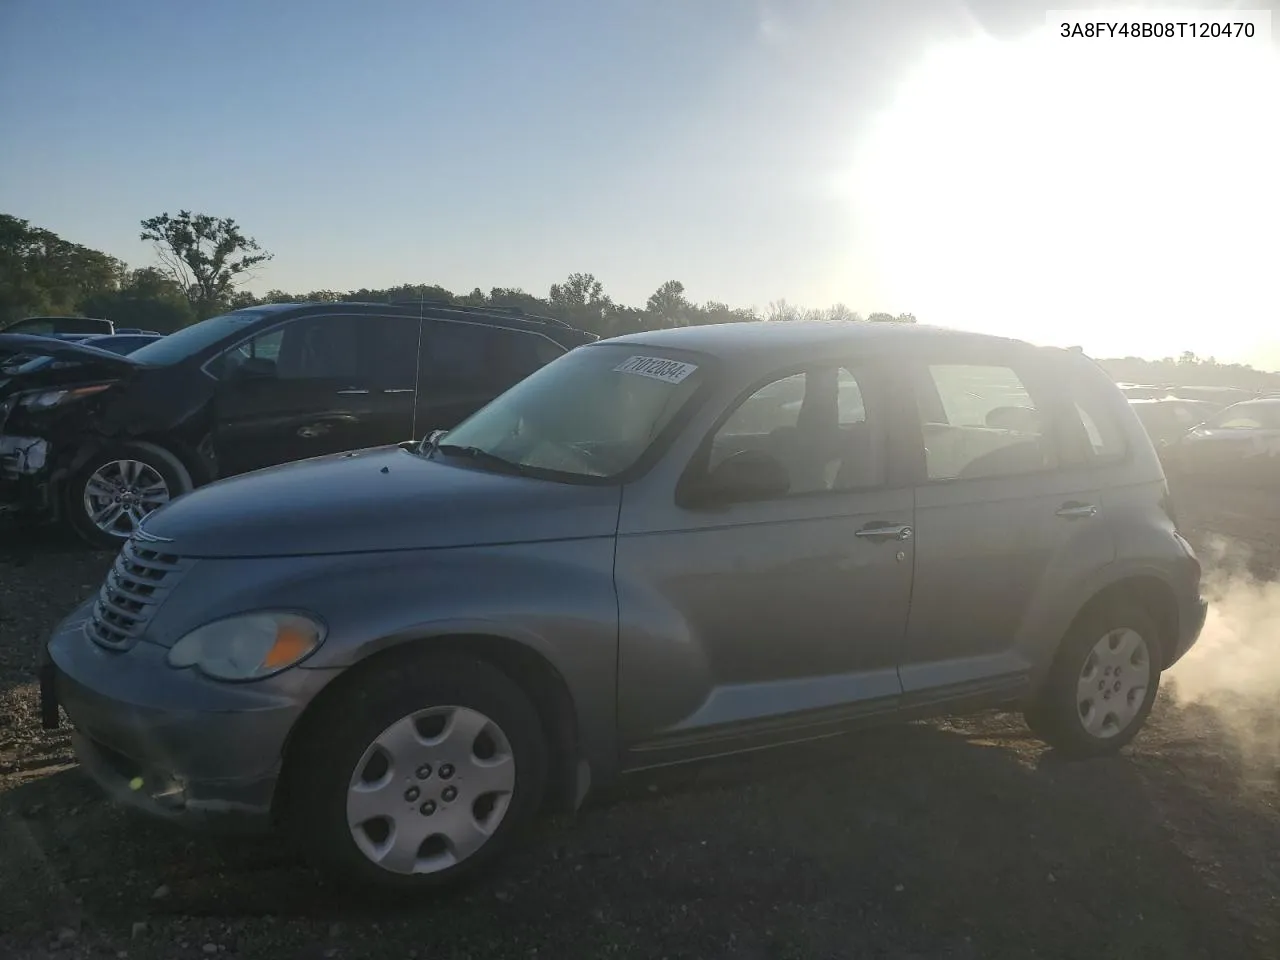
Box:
346 705 516 875
82 459 171 536
1076 628 1152 739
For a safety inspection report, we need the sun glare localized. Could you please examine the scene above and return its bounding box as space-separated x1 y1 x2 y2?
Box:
850 25 1280 362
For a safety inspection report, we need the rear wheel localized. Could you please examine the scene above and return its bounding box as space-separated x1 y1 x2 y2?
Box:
63 442 192 549
1025 602 1162 758
283 654 549 892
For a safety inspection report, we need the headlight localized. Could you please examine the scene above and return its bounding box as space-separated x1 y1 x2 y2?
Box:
19 383 113 410
167 612 326 681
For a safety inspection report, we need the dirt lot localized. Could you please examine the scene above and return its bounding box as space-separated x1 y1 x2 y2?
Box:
1 482 1277 960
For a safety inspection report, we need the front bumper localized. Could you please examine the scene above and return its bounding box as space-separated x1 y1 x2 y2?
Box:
42 602 338 830
0 433 53 517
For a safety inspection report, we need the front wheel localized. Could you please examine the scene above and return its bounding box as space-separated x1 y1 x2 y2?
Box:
64 442 192 549
1025 602 1163 758
282 654 549 892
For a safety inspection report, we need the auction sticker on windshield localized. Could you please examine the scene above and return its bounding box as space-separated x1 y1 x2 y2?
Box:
613 355 698 384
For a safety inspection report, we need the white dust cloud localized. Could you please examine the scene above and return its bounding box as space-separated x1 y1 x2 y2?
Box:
1166 539 1280 778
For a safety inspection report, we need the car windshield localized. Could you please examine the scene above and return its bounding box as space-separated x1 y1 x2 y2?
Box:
127 307 293 366
432 343 709 481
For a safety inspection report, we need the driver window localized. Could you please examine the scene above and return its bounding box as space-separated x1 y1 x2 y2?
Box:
708 365 883 495
213 327 283 378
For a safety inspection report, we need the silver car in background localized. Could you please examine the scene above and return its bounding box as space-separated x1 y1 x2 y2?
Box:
42 321 1207 891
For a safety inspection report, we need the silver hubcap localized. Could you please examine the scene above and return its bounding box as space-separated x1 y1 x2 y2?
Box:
346 706 516 875
83 460 170 536
1077 628 1152 739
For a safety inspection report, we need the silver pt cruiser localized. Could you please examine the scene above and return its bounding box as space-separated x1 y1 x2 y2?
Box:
42 321 1208 891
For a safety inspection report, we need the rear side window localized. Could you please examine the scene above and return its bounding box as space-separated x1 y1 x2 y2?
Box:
1071 398 1127 461
1045 359 1130 463
211 314 420 388
913 363 1055 480
422 322 562 392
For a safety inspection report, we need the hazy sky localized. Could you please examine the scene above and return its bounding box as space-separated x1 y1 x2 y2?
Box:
2 0 1278 367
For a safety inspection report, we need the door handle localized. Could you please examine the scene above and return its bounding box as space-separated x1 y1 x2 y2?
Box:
855 522 914 542
381 388 414 395
336 388 370 396
1056 502 1097 519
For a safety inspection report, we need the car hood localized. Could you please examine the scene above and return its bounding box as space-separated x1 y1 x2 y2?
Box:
0 333 141 400
141 445 623 558
0 332 141 370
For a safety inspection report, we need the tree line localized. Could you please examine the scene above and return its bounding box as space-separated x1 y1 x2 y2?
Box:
1097 353 1280 392
5 209 1275 389
0 211 915 340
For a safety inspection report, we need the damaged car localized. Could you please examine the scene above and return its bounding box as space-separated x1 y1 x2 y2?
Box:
1 302 595 547
1 333 144 532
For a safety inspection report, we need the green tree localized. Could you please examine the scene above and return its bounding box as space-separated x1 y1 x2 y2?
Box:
0 214 122 325
140 211 273 320
697 301 758 325
343 283 455 305
766 299 801 322
815 303 860 322
645 280 692 327
547 272 614 334
487 286 551 316
80 267 195 332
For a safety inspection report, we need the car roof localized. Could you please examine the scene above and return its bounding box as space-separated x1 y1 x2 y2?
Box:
596 320 1030 363
267 300 595 346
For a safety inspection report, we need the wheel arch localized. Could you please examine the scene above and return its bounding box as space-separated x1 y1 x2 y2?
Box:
1064 574 1181 669
130 434 209 488
276 633 585 822
57 436 196 496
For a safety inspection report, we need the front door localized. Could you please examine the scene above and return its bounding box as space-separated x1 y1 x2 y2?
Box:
615 361 915 768
212 313 420 475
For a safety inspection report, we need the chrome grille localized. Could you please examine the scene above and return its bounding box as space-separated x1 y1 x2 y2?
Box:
86 538 189 650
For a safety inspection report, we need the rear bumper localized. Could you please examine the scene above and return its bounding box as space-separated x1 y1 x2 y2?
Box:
1169 594 1208 667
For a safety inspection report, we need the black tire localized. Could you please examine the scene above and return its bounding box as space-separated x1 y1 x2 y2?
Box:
63 441 193 550
282 653 549 893
1024 601 1163 759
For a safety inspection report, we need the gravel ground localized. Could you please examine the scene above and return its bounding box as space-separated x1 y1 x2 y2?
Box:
1 483 1277 960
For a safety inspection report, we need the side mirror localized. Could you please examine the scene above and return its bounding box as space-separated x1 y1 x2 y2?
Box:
687 449 790 506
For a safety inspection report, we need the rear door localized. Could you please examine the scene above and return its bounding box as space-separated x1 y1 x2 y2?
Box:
212 312 420 475
895 348 1116 705
415 321 565 436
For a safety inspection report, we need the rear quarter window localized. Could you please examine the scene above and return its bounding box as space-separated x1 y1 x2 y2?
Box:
422 322 563 391
1060 363 1129 463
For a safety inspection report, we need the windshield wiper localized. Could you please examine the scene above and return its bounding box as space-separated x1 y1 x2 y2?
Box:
434 443 531 476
